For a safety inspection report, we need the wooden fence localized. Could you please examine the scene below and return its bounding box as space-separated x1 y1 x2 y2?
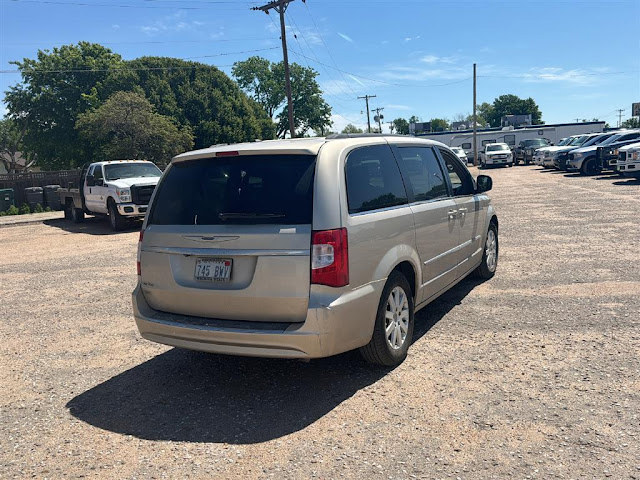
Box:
0 170 81 207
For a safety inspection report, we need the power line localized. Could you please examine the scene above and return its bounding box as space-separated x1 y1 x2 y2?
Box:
290 49 471 88
3 38 279 46
0 47 280 74
252 0 296 138
302 1 360 97
6 0 254 9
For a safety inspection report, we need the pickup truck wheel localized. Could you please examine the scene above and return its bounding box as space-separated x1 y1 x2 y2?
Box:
475 222 498 280
71 206 84 223
108 201 126 231
359 271 414 367
580 158 597 176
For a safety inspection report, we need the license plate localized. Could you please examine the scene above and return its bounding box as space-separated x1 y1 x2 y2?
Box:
195 258 232 282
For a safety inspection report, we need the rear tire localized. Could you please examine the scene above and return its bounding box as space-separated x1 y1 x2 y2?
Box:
71 205 84 223
359 271 414 367
108 200 126 231
474 222 498 280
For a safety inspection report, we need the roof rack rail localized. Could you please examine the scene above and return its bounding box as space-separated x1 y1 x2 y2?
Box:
326 133 410 139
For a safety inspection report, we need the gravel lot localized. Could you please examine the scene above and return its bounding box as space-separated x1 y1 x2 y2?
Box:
1 166 639 479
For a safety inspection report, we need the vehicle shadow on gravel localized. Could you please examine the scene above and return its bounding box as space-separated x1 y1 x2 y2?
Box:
43 217 141 235
66 277 483 444
612 177 640 186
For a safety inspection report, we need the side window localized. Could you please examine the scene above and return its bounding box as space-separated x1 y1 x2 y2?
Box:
93 165 104 181
395 146 448 202
345 145 408 214
437 148 475 196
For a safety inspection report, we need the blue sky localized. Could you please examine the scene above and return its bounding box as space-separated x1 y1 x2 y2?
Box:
1 0 639 132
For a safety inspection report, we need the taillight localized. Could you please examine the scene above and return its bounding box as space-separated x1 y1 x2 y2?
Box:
311 228 349 287
137 229 144 276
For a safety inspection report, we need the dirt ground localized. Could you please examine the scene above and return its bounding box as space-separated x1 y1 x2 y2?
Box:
1 166 639 479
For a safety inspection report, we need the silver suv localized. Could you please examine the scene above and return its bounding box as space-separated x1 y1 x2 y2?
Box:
133 135 498 366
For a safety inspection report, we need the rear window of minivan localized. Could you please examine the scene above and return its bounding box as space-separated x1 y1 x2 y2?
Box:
148 155 316 225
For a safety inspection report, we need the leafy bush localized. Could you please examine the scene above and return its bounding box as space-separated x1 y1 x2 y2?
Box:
4 205 19 216
44 206 52 212
33 203 44 213
19 204 31 215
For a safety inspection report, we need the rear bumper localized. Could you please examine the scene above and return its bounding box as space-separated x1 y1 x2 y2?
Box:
117 203 148 217
132 281 382 359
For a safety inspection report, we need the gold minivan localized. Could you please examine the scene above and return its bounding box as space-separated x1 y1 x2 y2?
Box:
133 135 498 366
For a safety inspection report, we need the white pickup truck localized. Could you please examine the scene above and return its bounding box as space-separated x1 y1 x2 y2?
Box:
479 143 513 168
59 160 162 231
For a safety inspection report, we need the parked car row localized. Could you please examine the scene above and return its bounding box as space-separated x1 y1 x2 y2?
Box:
532 130 640 176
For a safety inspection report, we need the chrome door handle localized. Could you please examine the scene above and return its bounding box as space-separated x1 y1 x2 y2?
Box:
448 209 458 220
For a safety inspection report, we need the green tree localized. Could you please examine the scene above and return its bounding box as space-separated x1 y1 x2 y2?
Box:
476 102 494 127
392 118 410 135
341 124 364 134
233 57 332 138
429 118 450 132
76 91 193 166
621 117 640 128
4 42 124 170
0 118 33 173
99 56 275 149
482 94 543 127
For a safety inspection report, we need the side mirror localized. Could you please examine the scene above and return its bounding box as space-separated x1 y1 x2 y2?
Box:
86 175 95 187
476 175 492 193
95 178 104 187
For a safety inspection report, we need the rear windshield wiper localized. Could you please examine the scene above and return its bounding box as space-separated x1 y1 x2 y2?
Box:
218 212 285 220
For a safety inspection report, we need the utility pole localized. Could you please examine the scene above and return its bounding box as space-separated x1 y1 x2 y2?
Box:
388 121 395 134
372 107 384 133
617 108 625 128
358 94 376 133
253 0 296 138
473 63 478 166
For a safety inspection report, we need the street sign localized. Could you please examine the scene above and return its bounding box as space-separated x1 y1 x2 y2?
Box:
633 102 640 117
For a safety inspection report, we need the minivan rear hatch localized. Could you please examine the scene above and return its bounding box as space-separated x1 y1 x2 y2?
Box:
140 153 316 322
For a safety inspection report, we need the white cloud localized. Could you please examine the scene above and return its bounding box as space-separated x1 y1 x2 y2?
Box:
347 74 366 87
337 32 353 43
330 113 369 134
379 65 468 82
520 67 602 85
385 104 411 111
140 11 205 36
420 54 457 65
112 24 120 30
404 35 421 43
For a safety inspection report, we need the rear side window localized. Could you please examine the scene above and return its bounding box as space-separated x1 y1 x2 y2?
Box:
148 155 316 225
395 146 448 202
345 145 408 214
